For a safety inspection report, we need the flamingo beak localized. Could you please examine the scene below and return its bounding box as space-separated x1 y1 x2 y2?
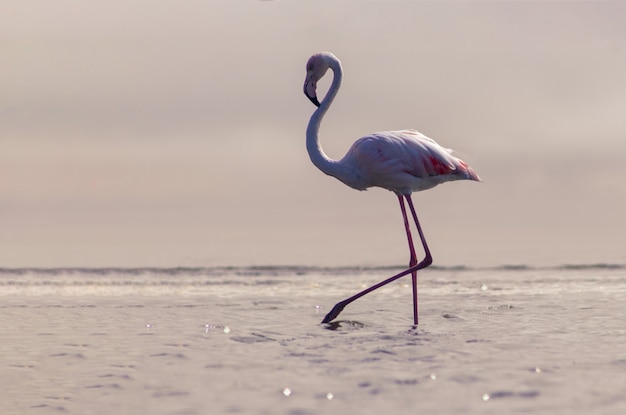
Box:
307 93 320 107
304 76 320 107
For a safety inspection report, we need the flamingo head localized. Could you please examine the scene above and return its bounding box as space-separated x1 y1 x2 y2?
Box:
304 53 333 107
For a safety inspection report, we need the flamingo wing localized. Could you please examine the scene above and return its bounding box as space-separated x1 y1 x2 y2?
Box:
342 130 480 194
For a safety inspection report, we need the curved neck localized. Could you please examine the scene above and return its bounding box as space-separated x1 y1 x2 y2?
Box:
306 57 343 177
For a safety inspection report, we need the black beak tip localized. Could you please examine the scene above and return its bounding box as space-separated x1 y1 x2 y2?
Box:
307 95 321 107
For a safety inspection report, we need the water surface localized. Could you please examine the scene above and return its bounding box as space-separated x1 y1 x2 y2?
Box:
1 265 624 414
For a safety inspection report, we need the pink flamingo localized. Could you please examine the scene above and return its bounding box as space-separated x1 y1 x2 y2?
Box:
304 52 481 325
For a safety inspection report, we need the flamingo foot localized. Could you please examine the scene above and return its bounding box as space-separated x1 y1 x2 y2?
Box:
321 301 346 324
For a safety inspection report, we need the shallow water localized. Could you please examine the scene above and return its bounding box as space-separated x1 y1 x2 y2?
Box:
1 266 625 414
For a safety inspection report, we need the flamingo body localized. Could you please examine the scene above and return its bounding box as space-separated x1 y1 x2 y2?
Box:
335 129 480 194
303 52 480 325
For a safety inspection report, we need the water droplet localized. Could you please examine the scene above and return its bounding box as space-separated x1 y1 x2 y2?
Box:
482 393 490 401
430 373 437 380
481 284 488 291
326 392 334 400
223 326 231 334
283 388 292 397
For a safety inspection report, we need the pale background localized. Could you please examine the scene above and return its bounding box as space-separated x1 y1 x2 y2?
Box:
2 0 625 268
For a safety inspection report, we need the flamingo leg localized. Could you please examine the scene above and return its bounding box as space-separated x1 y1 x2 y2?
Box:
405 194 432 267
398 195 419 325
321 194 433 324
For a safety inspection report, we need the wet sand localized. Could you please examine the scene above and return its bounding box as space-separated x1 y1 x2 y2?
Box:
1 266 625 414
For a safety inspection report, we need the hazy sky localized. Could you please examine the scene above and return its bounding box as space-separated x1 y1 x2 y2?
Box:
2 1 626 268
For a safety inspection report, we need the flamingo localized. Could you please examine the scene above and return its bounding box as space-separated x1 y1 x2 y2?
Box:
304 52 481 325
